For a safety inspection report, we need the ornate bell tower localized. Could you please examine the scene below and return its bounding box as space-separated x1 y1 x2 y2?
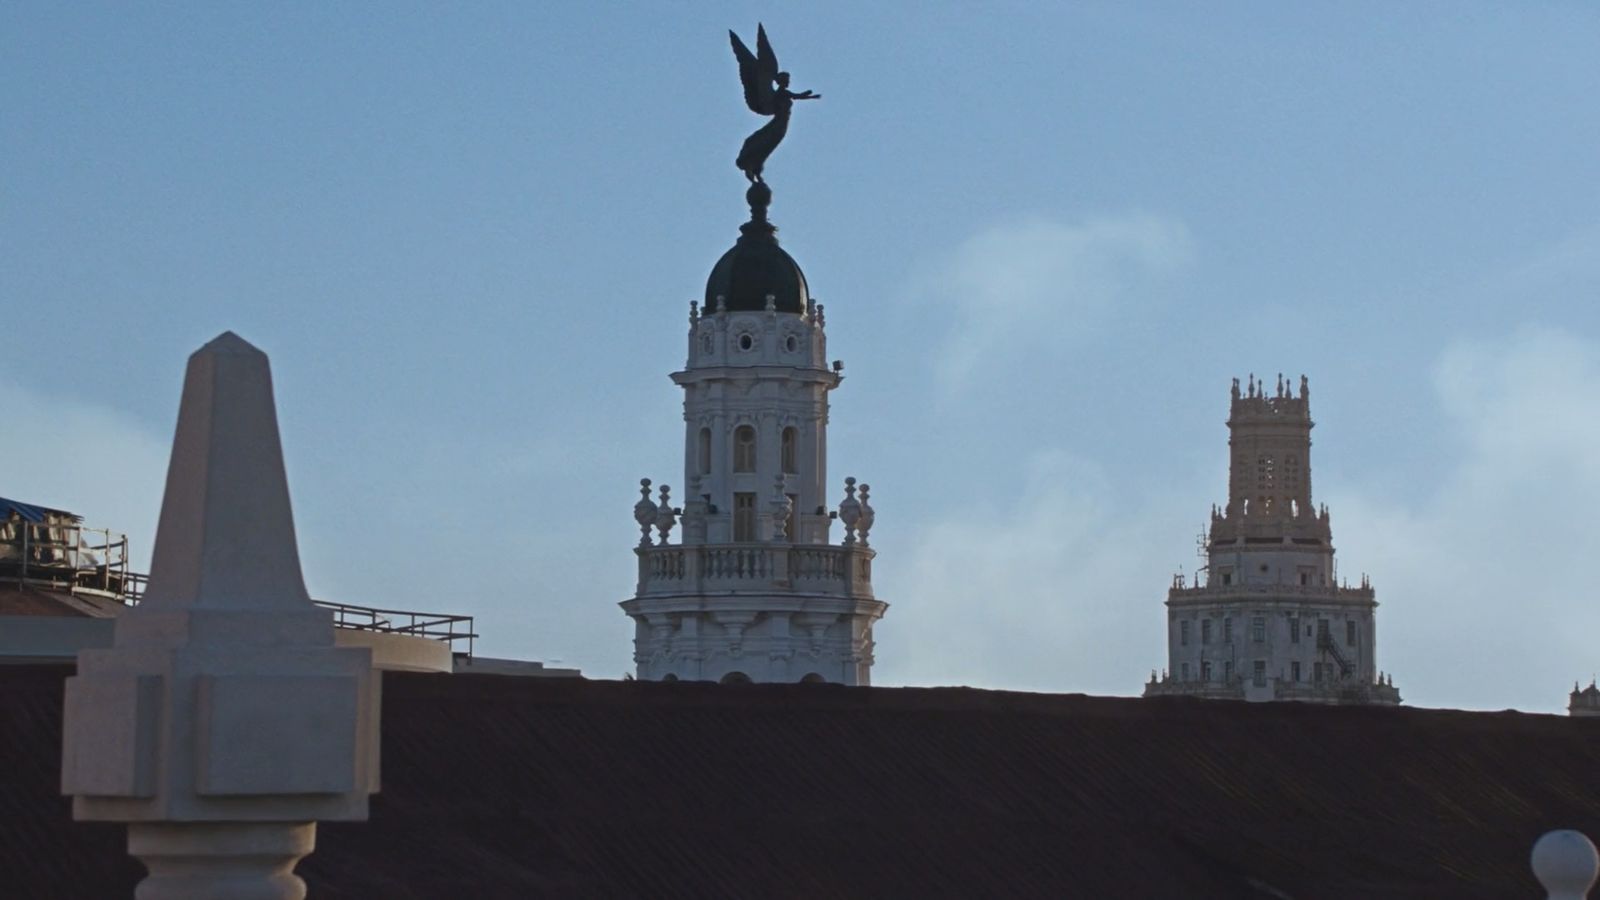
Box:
1145 375 1400 705
619 183 887 685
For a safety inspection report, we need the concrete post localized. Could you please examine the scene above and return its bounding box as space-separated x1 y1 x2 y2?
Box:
61 332 380 899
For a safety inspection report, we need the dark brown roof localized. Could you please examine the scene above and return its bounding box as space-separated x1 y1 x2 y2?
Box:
5 664 1599 898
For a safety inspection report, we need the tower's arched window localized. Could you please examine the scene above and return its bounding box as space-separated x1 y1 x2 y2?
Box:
720 672 752 685
781 427 797 474
733 425 757 472
697 428 712 475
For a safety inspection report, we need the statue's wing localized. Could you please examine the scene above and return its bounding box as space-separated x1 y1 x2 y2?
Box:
729 28 775 115
756 24 779 80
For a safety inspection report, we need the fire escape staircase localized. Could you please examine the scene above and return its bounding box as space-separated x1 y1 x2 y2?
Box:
1316 632 1354 679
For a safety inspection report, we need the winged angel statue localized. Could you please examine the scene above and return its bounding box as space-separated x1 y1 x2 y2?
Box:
729 25 820 184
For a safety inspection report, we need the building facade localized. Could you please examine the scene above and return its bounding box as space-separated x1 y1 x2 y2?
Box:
1145 375 1400 704
620 184 886 685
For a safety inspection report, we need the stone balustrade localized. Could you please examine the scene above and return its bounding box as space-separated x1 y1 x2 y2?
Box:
636 542 874 599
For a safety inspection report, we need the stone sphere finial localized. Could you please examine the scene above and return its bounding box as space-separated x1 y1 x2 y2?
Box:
746 181 773 220
856 483 875 547
1532 830 1599 899
838 477 861 546
654 484 678 546
633 478 657 547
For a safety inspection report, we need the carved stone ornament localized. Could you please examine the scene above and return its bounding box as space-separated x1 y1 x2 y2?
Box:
838 477 861 545
769 473 792 542
633 478 657 547
856 483 875 547
654 485 678 545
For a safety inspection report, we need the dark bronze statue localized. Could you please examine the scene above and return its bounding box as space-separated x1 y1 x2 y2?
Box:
729 25 819 184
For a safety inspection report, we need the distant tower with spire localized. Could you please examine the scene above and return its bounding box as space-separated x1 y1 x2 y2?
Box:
1145 375 1400 704
619 183 886 685
1569 680 1600 717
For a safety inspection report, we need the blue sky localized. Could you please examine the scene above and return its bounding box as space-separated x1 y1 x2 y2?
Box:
4 3 1599 711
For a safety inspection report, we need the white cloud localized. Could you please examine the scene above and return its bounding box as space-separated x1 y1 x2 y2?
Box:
918 215 1193 388
0 380 168 571
1330 326 1600 712
874 450 1205 695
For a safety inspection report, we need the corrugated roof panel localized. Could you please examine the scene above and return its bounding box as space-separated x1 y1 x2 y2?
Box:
0 496 81 523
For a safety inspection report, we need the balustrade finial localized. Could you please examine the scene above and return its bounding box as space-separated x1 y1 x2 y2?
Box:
633 478 656 548
838 477 860 546
856 483 874 547
655 484 678 545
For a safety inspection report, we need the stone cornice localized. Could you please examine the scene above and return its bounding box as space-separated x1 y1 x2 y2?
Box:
672 365 840 388
1166 584 1376 609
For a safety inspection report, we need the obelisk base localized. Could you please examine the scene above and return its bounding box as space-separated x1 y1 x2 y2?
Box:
128 822 316 900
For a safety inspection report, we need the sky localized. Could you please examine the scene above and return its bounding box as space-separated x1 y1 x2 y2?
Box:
4 3 1599 712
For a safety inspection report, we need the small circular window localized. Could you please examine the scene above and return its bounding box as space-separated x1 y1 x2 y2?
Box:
738 334 754 351
784 335 798 352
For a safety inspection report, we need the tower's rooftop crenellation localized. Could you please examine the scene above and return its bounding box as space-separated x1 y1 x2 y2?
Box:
1228 372 1312 425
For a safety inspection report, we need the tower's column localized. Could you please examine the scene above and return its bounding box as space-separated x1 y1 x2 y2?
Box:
711 409 730 539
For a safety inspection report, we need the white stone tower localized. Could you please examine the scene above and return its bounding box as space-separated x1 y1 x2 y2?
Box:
1145 374 1400 704
621 183 886 685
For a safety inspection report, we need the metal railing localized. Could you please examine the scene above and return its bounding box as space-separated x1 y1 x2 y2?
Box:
314 599 476 658
1 522 132 599
4 522 476 657
123 581 477 658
